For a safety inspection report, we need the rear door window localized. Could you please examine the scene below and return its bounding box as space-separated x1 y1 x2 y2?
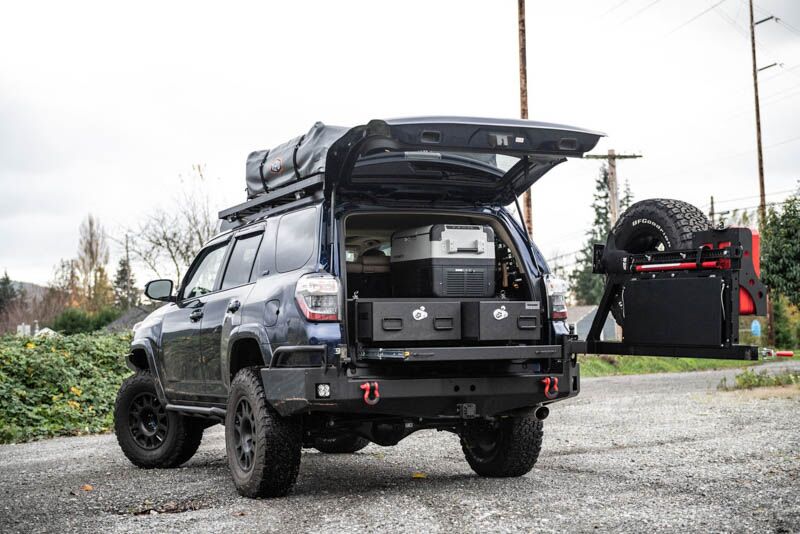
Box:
276 207 318 273
221 233 263 290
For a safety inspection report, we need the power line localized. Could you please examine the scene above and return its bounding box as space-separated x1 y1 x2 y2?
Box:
776 17 800 37
620 0 664 24
664 0 728 37
600 0 634 18
701 188 797 208
646 132 800 182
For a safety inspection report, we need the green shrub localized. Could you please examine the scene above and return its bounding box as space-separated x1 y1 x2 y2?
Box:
0 332 131 443
52 307 121 334
718 368 800 391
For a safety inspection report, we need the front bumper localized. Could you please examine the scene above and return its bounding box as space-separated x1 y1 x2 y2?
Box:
261 363 579 419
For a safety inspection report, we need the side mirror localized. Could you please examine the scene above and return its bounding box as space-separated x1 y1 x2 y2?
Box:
145 279 176 302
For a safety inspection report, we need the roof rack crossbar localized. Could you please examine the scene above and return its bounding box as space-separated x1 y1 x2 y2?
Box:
218 175 324 221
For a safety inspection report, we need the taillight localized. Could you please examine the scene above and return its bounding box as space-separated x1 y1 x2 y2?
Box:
295 274 340 321
544 274 569 320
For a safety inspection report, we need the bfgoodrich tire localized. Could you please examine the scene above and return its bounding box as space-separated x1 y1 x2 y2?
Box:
313 435 370 454
461 417 544 477
225 368 302 498
609 198 710 325
114 372 204 468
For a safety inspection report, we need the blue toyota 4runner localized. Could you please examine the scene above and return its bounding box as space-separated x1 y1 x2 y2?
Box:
115 118 766 497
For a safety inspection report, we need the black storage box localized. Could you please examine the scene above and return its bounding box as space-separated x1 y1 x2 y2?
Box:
356 299 461 343
390 224 495 297
461 301 542 341
623 277 724 346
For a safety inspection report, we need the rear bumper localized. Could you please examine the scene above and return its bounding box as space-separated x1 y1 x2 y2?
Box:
261 361 579 419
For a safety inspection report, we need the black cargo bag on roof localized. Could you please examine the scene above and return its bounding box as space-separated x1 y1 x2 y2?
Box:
245 122 349 199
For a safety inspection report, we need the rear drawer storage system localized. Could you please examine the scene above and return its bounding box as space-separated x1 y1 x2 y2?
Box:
390 224 495 298
357 300 461 342
462 301 541 341
354 299 542 344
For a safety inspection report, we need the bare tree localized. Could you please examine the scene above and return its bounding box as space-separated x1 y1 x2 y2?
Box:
126 165 217 283
77 215 114 311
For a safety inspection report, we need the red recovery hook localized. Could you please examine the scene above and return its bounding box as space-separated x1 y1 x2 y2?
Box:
359 381 380 406
542 377 559 400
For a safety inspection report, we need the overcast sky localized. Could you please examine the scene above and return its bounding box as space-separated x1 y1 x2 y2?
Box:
1 0 799 285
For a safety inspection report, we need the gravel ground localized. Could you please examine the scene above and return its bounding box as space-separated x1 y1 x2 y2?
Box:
1 361 798 534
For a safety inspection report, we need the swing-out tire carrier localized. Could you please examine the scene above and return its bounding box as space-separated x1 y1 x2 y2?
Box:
580 226 765 361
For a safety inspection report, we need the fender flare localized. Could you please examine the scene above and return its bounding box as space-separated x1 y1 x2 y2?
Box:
129 340 169 405
225 325 274 389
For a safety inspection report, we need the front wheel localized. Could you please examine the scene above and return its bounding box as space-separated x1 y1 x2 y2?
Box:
461 417 543 477
114 372 204 468
225 368 302 498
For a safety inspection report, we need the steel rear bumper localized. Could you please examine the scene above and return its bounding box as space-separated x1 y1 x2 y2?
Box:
261 365 579 419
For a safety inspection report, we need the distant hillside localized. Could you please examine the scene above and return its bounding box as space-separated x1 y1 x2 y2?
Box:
11 281 48 301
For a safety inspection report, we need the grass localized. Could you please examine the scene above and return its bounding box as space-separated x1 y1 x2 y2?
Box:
579 355 756 378
718 368 800 391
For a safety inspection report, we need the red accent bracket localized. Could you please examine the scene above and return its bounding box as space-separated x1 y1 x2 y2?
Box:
542 377 559 400
359 381 380 405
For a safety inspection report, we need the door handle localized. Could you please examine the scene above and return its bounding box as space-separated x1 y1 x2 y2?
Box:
227 300 242 313
189 309 204 322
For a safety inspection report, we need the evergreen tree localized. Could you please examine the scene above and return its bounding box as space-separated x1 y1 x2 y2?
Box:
569 165 613 305
772 295 797 349
113 257 139 309
762 192 800 308
0 271 18 314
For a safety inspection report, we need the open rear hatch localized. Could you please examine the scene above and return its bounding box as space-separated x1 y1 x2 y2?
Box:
327 117 604 204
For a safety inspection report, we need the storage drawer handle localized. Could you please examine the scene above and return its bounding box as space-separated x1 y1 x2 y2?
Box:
382 318 403 331
517 316 538 329
433 317 454 330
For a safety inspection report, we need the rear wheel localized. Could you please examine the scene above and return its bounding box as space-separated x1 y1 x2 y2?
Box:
461 417 543 477
314 434 370 454
114 372 204 468
609 198 710 326
225 368 302 498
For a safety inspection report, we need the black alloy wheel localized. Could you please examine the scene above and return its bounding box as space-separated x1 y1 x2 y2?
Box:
128 391 169 450
233 397 257 472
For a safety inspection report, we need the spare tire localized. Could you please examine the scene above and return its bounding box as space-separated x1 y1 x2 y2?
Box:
609 198 710 326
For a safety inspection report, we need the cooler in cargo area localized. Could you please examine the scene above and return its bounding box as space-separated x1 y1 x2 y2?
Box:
390 224 495 298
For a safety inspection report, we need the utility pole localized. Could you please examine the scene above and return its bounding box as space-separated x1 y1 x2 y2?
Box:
584 149 642 226
709 196 716 226
517 0 532 237
749 0 771 230
748 0 777 345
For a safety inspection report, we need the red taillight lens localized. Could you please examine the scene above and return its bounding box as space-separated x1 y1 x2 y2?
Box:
544 274 569 321
295 274 340 322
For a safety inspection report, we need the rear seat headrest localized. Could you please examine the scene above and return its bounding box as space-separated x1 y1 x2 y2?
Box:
361 254 390 273
346 260 363 274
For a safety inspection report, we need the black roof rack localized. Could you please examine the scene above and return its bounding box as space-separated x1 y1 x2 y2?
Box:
218 175 325 223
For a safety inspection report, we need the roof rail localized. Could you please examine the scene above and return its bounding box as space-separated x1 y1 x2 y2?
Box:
218 175 325 222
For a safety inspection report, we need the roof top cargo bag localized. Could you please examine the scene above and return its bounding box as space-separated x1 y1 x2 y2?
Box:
245 122 347 199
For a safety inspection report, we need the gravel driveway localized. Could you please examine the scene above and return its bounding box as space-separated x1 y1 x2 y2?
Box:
1 362 798 533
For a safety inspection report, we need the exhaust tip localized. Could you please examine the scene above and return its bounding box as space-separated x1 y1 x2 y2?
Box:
534 406 549 421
